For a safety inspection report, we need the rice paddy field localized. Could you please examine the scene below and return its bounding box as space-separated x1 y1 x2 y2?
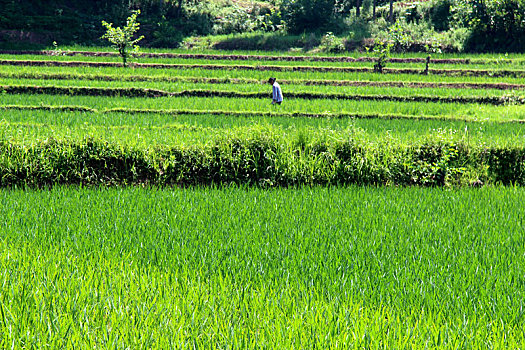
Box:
1 48 525 348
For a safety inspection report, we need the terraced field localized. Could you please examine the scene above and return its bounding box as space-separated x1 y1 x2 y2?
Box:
1 48 525 347
1 49 525 186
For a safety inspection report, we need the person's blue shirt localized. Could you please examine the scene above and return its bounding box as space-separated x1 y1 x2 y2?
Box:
272 82 283 104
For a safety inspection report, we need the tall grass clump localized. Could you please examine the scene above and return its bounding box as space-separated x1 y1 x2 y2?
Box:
1 126 524 187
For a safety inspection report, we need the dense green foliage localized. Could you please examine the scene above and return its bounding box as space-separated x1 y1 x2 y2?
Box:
281 0 340 34
1 0 525 52
458 0 525 52
0 0 277 48
0 0 133 44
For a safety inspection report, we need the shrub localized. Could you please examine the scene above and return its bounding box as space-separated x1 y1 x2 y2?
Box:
213 5 259 35
369 40 392 73
387 19 411 52
369 18 461 53
180 1 275 37
319 32 345 53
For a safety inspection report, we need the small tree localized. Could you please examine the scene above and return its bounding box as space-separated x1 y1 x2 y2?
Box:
369 40 392 74
101 10 144 67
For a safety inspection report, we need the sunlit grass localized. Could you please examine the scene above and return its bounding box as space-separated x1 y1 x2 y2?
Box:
3 64 525 84
0 186 524 347
2 94 525 123
1 109 525 147
2 77 524 99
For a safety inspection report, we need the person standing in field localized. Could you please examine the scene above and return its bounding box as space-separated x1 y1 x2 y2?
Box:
268 77 283 105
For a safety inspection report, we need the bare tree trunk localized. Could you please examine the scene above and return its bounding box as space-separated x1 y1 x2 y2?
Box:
389 0 394 23
373 0 376 19
356 0 361 17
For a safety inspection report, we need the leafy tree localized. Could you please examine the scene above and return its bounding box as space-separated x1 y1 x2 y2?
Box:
101 10 144 67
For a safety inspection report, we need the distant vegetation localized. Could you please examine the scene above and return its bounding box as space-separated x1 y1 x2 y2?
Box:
1 0 524 52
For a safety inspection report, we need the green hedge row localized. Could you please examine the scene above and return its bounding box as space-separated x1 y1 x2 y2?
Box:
2 59 525 77
1 132 524 188
3 72 524 90
3 85 522 105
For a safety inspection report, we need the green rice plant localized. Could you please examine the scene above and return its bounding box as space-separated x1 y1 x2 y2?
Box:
1 94 524 123
1 45 525 347
3 58 525 77
6 49 525 66
1 108 525 147
2 83 523 105
3 64 525 84
2 76 524 99
3 71 525 91
0 120 215 148
11 44 525 59
3 51 525 70
0 186 524 347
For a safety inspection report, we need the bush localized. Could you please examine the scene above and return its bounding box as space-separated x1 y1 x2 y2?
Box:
456 0 525 52
213 5 259 35
437 27 469 52
319 32 345 53
181 1 275 36
369 18 461 53
346 17 372 41
180 2 217 36
369 40 392 73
